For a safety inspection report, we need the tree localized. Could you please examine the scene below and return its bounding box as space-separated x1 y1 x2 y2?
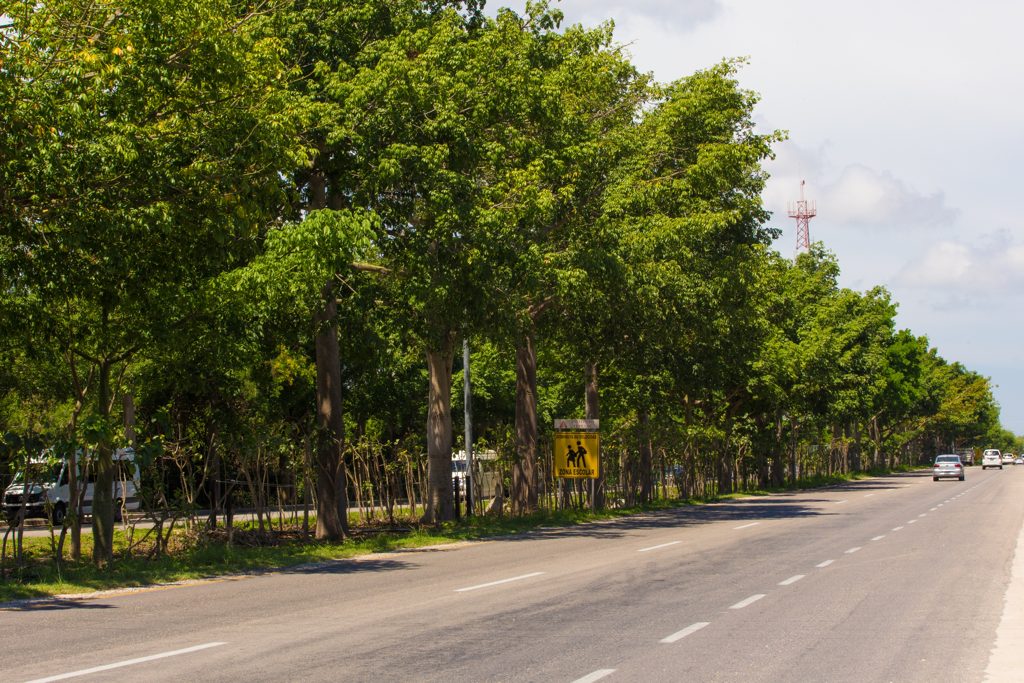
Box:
1 0 306 563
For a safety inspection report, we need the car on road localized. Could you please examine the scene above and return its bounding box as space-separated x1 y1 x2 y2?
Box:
1002 453 1015 466
1016 457 1024 465
982 449 1003 470
933 454 966 481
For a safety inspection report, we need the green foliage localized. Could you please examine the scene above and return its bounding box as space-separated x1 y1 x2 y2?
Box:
0 0 1015 572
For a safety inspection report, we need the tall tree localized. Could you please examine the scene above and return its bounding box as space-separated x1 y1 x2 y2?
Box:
1 0 306 563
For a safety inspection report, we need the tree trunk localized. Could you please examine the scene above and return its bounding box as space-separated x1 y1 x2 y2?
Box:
313 289 347 540
423 334 456 524
638 407 653 504
91 358 114 566
513 332 538 514
585 361 603 509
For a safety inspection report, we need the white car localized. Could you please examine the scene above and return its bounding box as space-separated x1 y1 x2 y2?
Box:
982 450 1003 469
1002 453 1015 466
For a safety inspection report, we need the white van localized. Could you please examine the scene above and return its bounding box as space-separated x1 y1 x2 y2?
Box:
2 448 141 525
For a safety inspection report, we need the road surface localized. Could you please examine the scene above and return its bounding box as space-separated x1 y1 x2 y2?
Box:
4 467 1023 682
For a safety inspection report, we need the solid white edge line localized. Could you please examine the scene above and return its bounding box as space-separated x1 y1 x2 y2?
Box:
660 622 711 644
779 574 805 586
730 594 766 609
638 541 681 553
734 522 760 530
24 642 227 683
455 572 545 593
816 560 834 568
845 547 862 554
571 669 617 683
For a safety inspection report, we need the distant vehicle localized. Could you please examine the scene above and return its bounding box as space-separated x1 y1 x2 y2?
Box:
3 448 141 525
450 458 468 493
933 454 965 481
957 449 975 466
1015 457 1023 466
982 449 1003 470
1002 453 1015 466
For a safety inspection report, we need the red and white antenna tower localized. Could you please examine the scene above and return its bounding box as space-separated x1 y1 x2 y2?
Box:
788 180 816 254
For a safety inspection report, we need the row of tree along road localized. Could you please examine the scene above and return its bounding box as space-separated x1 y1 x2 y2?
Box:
1 1 1017 567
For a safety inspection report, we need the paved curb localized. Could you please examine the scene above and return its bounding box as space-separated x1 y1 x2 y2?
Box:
985 508 1024 680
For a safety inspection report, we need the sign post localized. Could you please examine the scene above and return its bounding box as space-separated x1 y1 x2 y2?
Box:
553 418 600 511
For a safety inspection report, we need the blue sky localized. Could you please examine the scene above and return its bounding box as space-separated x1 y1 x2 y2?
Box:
494 0 1024 434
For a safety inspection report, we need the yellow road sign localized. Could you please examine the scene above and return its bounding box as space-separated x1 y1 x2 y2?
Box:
553 431 599 479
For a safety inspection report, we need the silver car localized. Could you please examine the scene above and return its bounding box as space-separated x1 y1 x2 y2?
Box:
933 454 965 481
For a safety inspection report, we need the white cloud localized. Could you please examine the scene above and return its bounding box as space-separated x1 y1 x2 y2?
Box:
896 232 1024 295
763 144 958 231
819 165 958 229
549 0 722 32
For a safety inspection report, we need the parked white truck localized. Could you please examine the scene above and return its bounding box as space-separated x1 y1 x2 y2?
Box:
3 448 141 525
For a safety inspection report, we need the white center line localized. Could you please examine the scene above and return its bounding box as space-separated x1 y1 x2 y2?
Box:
845 547 862 554
660 622 710 643
734 522 760 530
892 526 904 531
455 572 545 593
571 669 617 683
871 535 885 541
816 559 835 568
24 642 227 683
779 574 805 586
639 541 682 553
730 594 766 609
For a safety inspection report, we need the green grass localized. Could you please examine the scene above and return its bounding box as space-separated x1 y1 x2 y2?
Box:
1 467 919 603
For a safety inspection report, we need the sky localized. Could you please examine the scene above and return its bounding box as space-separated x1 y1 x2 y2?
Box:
494 0 1024 434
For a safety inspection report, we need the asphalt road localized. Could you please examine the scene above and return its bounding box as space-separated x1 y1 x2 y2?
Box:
4 467 1024 683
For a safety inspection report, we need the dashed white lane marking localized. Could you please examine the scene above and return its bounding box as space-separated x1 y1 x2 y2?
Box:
638 541 681 553
871 535 885 541
908 519 918 524
817 560 835 568
892 526 904 531
734 522 760 530
845 547 862 554
572 669 616 683
779 574 805 586
24 642 227 683
918 513 927 517
455 572 545 592
864 493 875 498
730 594 766 609
930 507 938 511
660 622 710 644
835 500 848 505
938 504 944 507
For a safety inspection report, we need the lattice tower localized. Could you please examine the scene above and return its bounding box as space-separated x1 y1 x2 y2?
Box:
788 180 817 254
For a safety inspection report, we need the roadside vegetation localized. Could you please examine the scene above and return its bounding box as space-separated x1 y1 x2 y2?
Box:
2 0 1019 586
1 467 900 603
